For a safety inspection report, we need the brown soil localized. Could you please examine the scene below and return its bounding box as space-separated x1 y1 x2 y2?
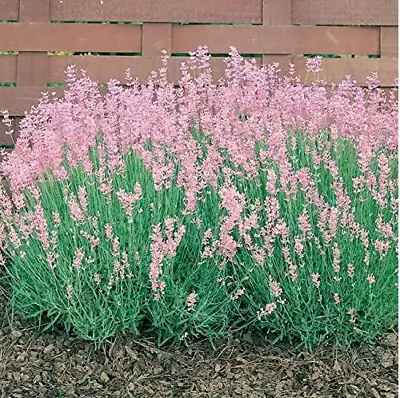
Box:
0 296 397 398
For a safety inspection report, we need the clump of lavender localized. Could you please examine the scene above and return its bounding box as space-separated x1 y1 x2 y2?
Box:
0 47 397 349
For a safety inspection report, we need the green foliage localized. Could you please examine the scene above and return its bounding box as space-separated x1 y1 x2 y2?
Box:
2 133 397 351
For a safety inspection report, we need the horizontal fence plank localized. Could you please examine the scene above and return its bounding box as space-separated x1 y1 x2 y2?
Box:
172 25 380 55
50 0 262 23
292 57 397 87
381 27 398 58
293 0 398 26
0 23 142 52
0 55 17 82
0 0 19 20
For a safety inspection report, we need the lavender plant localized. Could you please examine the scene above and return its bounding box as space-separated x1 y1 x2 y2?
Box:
0 47 397 349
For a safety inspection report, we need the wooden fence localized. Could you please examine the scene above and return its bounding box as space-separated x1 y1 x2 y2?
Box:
0 0 398 146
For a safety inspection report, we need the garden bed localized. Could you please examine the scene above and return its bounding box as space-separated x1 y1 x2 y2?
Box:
0 299 397 398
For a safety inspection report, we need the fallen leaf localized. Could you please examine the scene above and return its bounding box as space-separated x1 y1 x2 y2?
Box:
380 352 394 368
333 360 341 372
100 372 110 383
43 344 56 355
11 330 22 339
382 333 398 348
125 346 138 361
128 382 135 391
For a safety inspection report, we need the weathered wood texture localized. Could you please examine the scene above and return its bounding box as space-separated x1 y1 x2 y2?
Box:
0 0 397 145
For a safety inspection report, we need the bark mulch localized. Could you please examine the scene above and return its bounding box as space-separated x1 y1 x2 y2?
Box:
0 299 397 397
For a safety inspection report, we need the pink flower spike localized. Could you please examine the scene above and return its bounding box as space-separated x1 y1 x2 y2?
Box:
186 291 198 312
66 284 73 300
311 273 320 289
347 263 354 278
333 293 341 304
270 279 283 297
257 302 277 320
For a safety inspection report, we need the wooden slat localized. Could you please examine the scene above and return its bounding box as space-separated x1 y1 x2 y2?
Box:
0 23 142 52
381 27 398 58
17 53 48 86
0 0 19 20
17 0 50 88
142 24 172 56
50 0 262 23
293 0 398 26
292 58 397 87
0 56 17 82
263 0 291 25
262 0 292 74
172 25 380 55
20 0 50 22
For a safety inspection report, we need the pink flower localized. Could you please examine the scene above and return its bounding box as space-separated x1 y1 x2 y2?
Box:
311 273 320 289
347 263 354 278
186 291 198 311
298 213 312 235
252 245 266 266
93 273 101 284
112 237 120 258
66 284 73 300
306 56 323 73
257 302 277 320
33 204 49 249
332 243 340 274
288 263 298 281
294 236 304 257
114 262 121 274
270 280 282 297
52 212 61 227
218 233 240 261
116 182 142 216
333 293 341 304
69 195 84 222
72 247 84 270
8 227 21 249
376 215 394 239
367 274 376 284
104 224 113 240
46 252 58 269
149 220 184 297
374 239 391 256
347 308 356 324
297 167 312 188
108 275 115 289
81 230 99 249
230 288 245 301
266 169 278 194
77 186 88 213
